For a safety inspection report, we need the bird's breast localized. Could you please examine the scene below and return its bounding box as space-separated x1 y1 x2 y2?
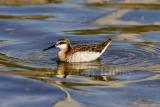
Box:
58 51 67 62
67 51 100 62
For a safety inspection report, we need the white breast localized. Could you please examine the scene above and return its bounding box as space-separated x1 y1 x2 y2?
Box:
67 52 101 62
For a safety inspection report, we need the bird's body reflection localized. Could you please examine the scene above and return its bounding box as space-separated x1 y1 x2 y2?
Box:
56 60 102 78
55 60 142 81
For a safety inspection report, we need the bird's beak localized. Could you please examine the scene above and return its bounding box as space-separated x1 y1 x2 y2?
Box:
43 45 55 51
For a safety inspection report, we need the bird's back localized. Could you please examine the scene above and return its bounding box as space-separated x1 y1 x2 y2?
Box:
71 38 111 53
66 39 111 62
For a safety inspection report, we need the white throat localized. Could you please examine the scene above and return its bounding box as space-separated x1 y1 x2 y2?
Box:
56 44 68 50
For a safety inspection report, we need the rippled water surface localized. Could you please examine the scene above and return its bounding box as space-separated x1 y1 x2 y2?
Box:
0 0 160 107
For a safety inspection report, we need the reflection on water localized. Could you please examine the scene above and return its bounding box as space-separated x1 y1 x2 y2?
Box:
0 15 51 20
56 61 156 81
87 1 160 10
0 0 62 5
56 61 102 78
0 0 160 107
66 25 160 35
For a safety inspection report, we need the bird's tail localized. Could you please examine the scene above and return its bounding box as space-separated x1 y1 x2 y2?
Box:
99 38 112 55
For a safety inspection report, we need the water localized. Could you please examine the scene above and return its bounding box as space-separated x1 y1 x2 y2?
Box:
0 0 160 107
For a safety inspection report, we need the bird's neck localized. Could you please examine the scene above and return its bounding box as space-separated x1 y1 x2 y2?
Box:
58 45 71 62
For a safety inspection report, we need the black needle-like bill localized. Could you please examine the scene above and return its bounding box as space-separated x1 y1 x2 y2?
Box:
43 45 55 51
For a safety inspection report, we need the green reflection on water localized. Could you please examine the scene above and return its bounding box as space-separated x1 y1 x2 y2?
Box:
0 53 55 76
65 25 160 35
0 15 52 20
87 2 160 10
0 0 62 5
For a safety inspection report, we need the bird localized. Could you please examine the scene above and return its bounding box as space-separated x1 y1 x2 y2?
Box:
43 38 112 63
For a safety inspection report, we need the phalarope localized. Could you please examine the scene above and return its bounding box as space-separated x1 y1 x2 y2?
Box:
43 38 111 63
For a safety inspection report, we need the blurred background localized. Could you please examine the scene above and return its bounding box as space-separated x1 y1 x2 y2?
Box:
0 0 160 107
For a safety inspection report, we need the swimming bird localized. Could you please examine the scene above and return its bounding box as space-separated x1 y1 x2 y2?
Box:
43 38 111 63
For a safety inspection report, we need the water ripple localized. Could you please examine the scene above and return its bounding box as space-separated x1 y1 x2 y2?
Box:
105 44 160 66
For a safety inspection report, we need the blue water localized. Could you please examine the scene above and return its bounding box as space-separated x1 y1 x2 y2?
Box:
0 0 160 107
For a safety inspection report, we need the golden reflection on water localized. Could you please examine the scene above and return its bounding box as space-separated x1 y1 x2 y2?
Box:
0 15 51 20
0 52 160 95
37 61 160 107
56 61 102 78
56 61 157 79
31 61 160 90
65 25 160 35
87 1 160 10
0 52 159 82
0 0 62 5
